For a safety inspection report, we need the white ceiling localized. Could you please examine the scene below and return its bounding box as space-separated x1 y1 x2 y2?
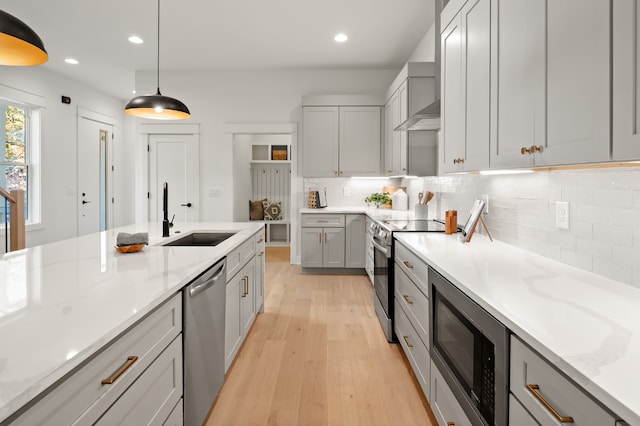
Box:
4 0 434 100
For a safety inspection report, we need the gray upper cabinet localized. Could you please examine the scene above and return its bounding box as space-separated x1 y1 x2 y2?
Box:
383 63 438 177
440 0 490 173
613 0 640 160
302 106 340 177
302 96 383 178
489 0 610 169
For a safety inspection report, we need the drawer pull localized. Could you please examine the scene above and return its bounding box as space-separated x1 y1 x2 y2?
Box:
447 422 456 426
257 238 264 243
317 220 329 223
257 251 264 256
402 294 413 305
101 356 138 385
402 336 413 348
403 260 414 269
527 384 574 423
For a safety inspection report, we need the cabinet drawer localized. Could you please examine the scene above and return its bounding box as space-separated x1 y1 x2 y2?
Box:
509 394 538 426
226 236 256 280
162 399 183 426
394 263 429 347
394 299 430 399
394 240 428 291
11 294 182 426
510 336 617 426
301 214 345 227
96 336 183 426
430 360 473 426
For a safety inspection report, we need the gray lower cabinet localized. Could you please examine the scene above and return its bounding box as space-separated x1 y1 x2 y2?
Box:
301 214 348 268
510 336 618 426
225 230 263 372
345 214 365 268
509 394 538 426
393 240 430 399
7 294 183 426
430 360 473 426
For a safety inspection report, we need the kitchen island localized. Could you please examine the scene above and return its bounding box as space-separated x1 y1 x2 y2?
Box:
395 232 640 425
0 221 263 424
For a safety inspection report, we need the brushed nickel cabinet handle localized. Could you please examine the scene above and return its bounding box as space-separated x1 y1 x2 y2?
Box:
403 260 414 269
402 336 413 348
527 384 574 423
101 356 138 385
402 294 413 305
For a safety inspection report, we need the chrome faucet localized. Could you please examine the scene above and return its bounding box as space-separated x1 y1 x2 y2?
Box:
162 182 170 237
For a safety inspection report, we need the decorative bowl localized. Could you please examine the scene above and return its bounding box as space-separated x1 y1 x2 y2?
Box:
115 243 145 253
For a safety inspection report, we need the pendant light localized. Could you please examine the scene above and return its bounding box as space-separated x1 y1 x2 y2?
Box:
0 9 48 66
125 0 190 120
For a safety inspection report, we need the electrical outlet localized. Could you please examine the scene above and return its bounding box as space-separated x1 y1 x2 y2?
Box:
556 201 569 229
482 194 489 214
343 186 350 196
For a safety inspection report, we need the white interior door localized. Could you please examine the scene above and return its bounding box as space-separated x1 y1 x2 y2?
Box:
78 116 113 236
148 134 199 224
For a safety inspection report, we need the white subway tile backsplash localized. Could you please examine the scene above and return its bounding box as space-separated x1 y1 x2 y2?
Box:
396 166 640 289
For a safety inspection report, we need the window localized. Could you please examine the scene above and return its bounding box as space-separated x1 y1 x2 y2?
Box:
0 100 39 226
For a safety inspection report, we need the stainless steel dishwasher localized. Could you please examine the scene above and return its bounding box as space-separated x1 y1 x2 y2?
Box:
183 257 226 426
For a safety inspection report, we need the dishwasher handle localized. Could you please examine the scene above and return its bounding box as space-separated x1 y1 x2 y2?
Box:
188 261 226 297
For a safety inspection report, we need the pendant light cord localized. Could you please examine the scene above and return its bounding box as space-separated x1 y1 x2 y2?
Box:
156 0 161 95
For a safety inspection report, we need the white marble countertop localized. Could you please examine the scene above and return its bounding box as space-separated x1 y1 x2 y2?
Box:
394 232 640 425
0 221 263 423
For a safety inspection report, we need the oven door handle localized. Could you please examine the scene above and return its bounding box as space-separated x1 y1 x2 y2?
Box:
372 239 390 257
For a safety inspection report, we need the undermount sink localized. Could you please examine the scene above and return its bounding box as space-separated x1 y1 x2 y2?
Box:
163 232 236 247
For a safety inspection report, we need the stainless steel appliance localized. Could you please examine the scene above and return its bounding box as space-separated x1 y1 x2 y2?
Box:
371 219 447 342
430 266 509 426
183 258 227 426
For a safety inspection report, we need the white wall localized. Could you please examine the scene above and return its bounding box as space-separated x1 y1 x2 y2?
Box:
134 68 398 224
0 66 136 251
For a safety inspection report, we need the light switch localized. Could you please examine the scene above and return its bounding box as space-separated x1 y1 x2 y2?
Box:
208 187 220 197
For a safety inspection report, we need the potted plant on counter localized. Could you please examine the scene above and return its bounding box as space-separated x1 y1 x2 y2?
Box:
365 192 392 209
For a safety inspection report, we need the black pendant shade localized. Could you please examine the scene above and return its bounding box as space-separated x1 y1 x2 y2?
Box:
125 89 190 120
125 0 190 120
0 9 48 66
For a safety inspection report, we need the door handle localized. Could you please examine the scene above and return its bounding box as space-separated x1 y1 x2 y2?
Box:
181 202 192 207
82 200 91 204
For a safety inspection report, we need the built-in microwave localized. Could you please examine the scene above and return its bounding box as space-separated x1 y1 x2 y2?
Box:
429 267 509 426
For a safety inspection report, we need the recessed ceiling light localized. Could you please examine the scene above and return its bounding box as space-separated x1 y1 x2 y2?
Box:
64 58 79 65
334 33 348 43
128 35 144 44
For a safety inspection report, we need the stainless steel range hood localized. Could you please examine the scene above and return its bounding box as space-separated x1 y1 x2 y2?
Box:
394 0 443 132
394 99 440 131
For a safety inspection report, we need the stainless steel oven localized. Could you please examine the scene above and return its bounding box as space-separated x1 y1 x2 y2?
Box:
430 266 509 426
372 230 392 340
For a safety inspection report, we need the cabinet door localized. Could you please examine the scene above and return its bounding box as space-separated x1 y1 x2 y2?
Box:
338 106 382 176
540 0 609 166
384 99 395 176
301 228 323 267
431 361 474 426
302 106 339 177
255 248 265 313
323 228 345 268
461 0 491 171
95 337 182 426
440 12 465 173
225 275 242 372
240 259 256 336
509 394 538 426
397 81 408 175
613 0 640 160
345 214 365 268
490 0 545 169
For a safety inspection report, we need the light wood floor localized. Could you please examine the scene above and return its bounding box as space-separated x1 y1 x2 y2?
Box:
206 246 436 425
